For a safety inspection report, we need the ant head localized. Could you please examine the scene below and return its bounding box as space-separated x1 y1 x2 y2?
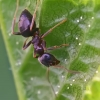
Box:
38 53 60 67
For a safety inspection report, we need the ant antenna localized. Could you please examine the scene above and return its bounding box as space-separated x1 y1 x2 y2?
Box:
46 67 57 97
12 0 19 34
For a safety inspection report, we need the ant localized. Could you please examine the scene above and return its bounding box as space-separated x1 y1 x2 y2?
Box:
12 0 79 97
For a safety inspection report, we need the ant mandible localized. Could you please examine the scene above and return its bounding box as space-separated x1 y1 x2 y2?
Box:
12 0 79 97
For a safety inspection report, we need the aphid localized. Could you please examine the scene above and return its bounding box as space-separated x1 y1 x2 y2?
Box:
12 0 79 97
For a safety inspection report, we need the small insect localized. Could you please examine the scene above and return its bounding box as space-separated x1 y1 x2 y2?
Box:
12 0 79 97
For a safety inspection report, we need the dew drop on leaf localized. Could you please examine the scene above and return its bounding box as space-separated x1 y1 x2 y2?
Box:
62 75 65 79
16 41 19 45
88 24 91 27
73 79 75 82
91 16 94 19
67 87 69 89
79 43 81 45
9 33 11 36
37 90 41 94
57 85 60 88
55 91 58 94
80 16 83 19
96 70 98 74
76 37 78 40
70 84 72 86
31 77 34 81
77 19 79 23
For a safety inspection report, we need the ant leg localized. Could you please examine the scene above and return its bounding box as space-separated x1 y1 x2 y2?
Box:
46 67 56 97
54 65 80 74
41 19 67 38
23 38 31 50
12 0 21 35
30 0 40 31
42 40 47 51
33 50 36 58
33 50 38 58
47 44 69 51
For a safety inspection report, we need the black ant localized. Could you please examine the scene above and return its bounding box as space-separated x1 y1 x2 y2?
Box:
12 0 79 97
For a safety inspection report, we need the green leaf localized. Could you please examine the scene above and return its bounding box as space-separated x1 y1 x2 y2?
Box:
0 0 100 100
83 66 100 100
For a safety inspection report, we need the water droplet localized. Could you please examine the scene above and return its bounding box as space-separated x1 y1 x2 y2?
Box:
84 79 87 82
77 20 79 23
67 87 69 89
62 75 65 79
70 84 72 86
9 33 11 36
18 61 21 65
76 37 78 40
57 85 60 88
15 62 19 66
16 42 19 45
80 16 83 19
96 71 98 74
15 61 21 66
91 17 94 19
65 59 67 62
37 90 41 94
79 43 81 45
55 91 58 94
88 24 91 27
73 79 75 82
31 77 34 81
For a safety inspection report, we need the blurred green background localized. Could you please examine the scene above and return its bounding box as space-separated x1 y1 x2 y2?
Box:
0 30 18 100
